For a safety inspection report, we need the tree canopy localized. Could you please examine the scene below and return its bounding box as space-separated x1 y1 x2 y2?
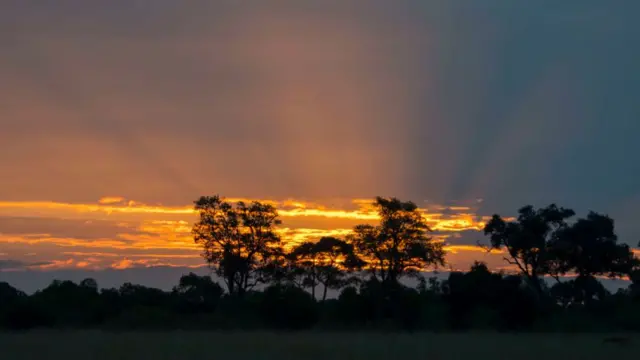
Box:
289 236 363 301
192 195 283 296
483 204 575 294
349 197 446 285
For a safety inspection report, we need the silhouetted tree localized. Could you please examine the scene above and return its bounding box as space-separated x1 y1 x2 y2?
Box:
119 282 169 308
0 282 25 304
550 281 576 308
29 279 103 326
442 262 538 330
257 245 291 287
0 282 34 329
98 287 123 321
192 195 282 297
172 272 224 313
331 286 368 326
111 283 175 329
290 236 363 300
80 278 98 290
442 263 500 330
349 197 446 287
260 284 319 330
544 212 635 307
483 204 575 296
552 212 636 278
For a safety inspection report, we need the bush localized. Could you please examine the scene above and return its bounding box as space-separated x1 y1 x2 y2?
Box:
260 284 319 330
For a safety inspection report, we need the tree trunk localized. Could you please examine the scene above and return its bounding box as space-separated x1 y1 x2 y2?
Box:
387 270 399 288
527 273 545 307
322 284 328 302
530 273 543 295
226 275 235 295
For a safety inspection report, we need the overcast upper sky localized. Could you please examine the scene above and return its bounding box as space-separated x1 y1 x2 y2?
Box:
1 1 639 291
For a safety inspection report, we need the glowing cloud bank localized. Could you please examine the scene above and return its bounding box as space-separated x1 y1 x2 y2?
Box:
0 197 506 273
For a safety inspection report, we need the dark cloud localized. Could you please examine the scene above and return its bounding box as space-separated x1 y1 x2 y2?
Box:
442 230 485 247
0 216 149 240
0 259 52 271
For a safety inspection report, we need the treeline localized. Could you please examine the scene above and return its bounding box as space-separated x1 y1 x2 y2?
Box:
1 196 640 332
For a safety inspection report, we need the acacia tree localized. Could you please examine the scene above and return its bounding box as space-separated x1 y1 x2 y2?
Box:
548 212 636 304
552 212 636 278
482 204 575 296
349 197 446 286
290 236 363 301
288 242 318 295
192 195 282 297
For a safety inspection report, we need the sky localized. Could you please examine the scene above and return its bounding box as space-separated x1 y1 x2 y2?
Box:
1 1 639 292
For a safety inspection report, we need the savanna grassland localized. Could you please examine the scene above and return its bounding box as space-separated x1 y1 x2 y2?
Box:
0 331 637 360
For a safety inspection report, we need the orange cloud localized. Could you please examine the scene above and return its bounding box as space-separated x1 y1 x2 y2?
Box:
444 245 504 254
0 197 489 228
34 259 76 270
98 196 126 205
0 196 516 272
111 259 134 270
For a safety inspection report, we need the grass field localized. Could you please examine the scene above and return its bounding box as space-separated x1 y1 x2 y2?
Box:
0 331 637 359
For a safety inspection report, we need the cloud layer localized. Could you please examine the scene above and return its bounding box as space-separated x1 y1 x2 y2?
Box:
0 196 499 272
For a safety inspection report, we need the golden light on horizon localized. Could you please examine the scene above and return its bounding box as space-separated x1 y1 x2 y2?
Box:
5 196 631 275
0 196 506 272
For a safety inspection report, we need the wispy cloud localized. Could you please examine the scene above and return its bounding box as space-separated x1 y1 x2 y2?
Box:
0 196 506 272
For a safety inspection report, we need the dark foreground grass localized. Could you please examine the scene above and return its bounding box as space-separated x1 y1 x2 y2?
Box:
0 331 637 360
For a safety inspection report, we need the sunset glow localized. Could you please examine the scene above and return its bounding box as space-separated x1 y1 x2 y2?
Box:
1 1 639 299
0 197 506 273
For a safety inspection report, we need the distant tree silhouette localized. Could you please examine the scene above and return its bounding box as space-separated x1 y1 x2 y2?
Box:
257 244 291 287
483 204 575 296
29 279 103 326
80 278 98 290
349 197 446 287
112 282 175 329
0 282 32 329
260 283 319 330
331 286 368 326
172 272 224 313
192 195 282 297
119 282 169 308
550 281 576 308
99 287 123 321
442 262 499 329
0 282 25 303
442 261 538 330
289 236 364 300
628 270 640 300
552 212 636 278
544 212 636 306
